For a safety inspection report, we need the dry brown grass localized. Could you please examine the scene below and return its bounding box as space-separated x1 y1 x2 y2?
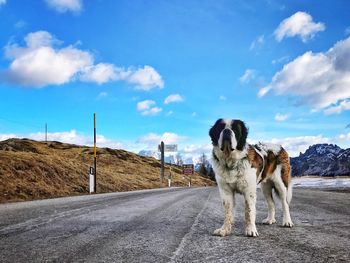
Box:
0 138 215 203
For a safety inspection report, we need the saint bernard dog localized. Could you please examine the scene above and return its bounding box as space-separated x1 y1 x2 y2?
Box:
209 118 293 237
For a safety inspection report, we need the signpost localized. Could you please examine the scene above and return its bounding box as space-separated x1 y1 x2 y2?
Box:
158 142 178 183
182 164 194 187
182 164 194 175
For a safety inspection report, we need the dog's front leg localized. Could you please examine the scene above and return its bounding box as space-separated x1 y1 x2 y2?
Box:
244 192 259 237
213 193 234 237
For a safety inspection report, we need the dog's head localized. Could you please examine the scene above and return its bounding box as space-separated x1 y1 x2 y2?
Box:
209 119 248 155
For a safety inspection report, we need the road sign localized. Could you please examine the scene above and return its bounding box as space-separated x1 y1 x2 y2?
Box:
183 164 194 175
158 144 178 152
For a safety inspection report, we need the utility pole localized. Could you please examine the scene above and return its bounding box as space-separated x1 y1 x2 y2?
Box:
160 141 164 183
93 113 97 193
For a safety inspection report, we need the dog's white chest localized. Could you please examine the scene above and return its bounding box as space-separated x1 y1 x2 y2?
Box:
215 159 256 193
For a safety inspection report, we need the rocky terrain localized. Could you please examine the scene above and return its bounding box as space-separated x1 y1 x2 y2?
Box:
0 138 214 203
291 144 350 177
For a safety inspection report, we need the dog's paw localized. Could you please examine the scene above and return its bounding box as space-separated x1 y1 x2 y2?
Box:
282 219 294 228
245 225 259 237
213 227 231 237
262 218 276 225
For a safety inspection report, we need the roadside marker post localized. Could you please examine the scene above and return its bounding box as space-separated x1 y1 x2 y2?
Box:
168 166 172 188
89 167 95 193
159 141 164 183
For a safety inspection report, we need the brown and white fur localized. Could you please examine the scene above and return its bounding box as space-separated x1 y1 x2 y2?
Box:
209 118 293 237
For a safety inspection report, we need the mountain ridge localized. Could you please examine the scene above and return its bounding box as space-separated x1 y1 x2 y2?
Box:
290 143 350 177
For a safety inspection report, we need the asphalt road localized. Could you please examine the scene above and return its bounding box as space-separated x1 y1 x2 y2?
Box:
0 187 349 263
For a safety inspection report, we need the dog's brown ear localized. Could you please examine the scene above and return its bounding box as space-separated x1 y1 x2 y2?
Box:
209 119 225 146
232 120 248 151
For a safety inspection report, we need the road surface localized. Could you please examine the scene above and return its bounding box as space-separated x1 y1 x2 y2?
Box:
0 187 349 262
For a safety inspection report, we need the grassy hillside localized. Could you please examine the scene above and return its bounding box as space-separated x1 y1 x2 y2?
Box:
0 138 215 203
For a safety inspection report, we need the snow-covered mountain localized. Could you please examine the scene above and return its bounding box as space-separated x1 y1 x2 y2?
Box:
138 151 204 165
291 144 350 177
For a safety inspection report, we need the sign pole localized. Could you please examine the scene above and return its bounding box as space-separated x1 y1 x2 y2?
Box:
93 113 97 193
160 141 164 183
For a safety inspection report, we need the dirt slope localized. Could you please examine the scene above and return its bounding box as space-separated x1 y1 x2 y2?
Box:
0 138 215 203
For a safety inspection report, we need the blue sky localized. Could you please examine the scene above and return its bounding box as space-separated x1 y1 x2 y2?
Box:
0 0 349 159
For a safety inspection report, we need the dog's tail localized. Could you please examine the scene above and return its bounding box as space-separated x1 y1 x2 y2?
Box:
279 148 292 205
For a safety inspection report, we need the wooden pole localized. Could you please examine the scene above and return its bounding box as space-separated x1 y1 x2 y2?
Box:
94 113 97 193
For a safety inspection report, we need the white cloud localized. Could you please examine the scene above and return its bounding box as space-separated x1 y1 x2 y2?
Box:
251 135 330 157
0 0 6 6
137 100 155 111
137 132 185 145
250 35 264 50
136 100 162 116
219 95 226 101
125 66 164 90
324 100 350 115
240 69 255 84
338 133 350 141
80 63 118 84
3 31 94 87
45 0 83 13
275 113 289 122
164 94 184 104
260 37 350 113
0 130 123 149
1 31 164 89
0 133 17 141
274 11 325 42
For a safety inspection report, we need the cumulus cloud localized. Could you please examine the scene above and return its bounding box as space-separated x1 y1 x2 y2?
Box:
164 94 184 104
260 37 350 114
45 0 83 13
275 113 289 122
240 69 256 84
1 31 164 89
137 132 185 145
274 11 325 42
80 63 118 84
250 35 264 50
250 135 330 157
125 66 164 91
0 129 123 149
137 100 162 116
